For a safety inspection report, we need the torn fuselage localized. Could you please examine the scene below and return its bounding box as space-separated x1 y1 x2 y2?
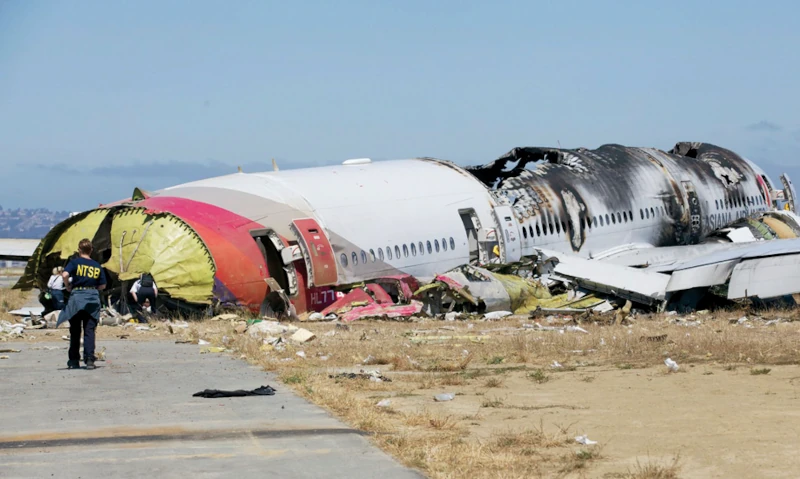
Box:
467 142 778 257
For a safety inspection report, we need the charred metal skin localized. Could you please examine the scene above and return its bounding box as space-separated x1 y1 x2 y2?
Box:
467 142 774 257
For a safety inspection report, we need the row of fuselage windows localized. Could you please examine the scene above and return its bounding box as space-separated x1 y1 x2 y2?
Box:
520 205 674 240
714 194 765 210
340 237 457 268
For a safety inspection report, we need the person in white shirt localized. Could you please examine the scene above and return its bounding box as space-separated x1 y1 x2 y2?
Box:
47 266 66 310
130 273 158 322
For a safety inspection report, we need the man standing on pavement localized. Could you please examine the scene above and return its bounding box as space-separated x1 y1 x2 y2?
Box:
58 239 106 370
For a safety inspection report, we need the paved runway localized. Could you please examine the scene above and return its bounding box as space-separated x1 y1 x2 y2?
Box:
0 340 422 479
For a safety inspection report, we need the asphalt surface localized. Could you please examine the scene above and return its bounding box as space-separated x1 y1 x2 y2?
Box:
0 341 423 479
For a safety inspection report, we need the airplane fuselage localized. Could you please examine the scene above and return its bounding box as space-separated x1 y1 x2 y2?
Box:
17 142 786 314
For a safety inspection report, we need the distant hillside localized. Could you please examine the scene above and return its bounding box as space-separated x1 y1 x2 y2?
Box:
0 206 69 239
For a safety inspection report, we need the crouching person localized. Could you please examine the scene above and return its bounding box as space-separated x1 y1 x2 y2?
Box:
130 273 157 323
58 239 106 370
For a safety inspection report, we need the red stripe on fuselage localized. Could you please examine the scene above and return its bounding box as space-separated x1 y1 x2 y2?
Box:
138 196 268 309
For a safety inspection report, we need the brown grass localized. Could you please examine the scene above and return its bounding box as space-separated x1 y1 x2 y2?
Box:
184 310 799 478
625 456 682 478
0 288 28 323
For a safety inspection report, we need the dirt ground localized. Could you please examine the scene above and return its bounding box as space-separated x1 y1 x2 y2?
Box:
4 286 800 478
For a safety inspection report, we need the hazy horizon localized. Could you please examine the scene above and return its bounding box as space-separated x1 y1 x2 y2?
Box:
2 1 799 211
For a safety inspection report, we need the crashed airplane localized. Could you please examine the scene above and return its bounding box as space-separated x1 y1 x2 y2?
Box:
6 141 800 316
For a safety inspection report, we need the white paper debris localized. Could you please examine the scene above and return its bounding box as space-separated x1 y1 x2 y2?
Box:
483 311 513 321
665 357 679 372
575 435 598 445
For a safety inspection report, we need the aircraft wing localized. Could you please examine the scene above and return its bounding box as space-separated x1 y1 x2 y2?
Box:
540 237 800 307
0 239 41 261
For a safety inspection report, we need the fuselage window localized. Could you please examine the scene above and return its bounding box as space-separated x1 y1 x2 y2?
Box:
611 213 616 225
369 249 376 262
410 243 417 256
548 221 554 235
645 208 650 219
442 238 448 251
605 214 610 225
561 221 566 234
650 207 655 218
592 216 597 227
352 252 358 266
402 244 409 257
340 253 348 267
622 212 627 223
599 215 604 226
434 239 440 252
715 199 719 210
418 241 424 255
522 226 528 239
386 247 392 260
528 225 534 238
426 241 432 254
616 212 621 223
395 245 401 258
580 217 586 230
536 223 542 236
378 248 384 261
555 219 561 234
361 250 368 264
449 237 456 250
640 209 644 220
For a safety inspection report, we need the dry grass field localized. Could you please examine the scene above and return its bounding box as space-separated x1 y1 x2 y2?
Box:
4 286 800 478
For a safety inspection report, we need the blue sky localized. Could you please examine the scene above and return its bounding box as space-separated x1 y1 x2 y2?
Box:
1 0 799 211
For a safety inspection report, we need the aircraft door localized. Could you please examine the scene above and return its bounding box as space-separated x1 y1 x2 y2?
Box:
289 218 339 287
780 174 796 213
459 209 482 263
250 229 298 296
681 181 702 243
491 205 521 263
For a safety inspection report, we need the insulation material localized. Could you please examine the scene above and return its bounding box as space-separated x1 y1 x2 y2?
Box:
103 208 215 304
45 209 110 259
491 272 551 313
762 216 797 239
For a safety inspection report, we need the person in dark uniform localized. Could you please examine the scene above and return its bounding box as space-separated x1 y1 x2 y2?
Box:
130 273 158 322
57 239 106 370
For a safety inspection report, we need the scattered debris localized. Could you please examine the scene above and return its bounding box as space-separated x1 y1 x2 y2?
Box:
640 334 668 343
200 346 227 354
551 360 563 369
329 370 392 382
575 435 598 445
296 351 306 358
211 313 241 322
193 385 276 398
484 311 513 321
434 393 455 402
7 306 44 317
0 355 9 359
248 321 296 338
290 328 316 343
198 339 210 345
665 358 680 373
376 399 392 407
0 348 21 353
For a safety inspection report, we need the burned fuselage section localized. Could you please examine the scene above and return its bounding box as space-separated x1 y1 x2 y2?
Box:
466 142 780 257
